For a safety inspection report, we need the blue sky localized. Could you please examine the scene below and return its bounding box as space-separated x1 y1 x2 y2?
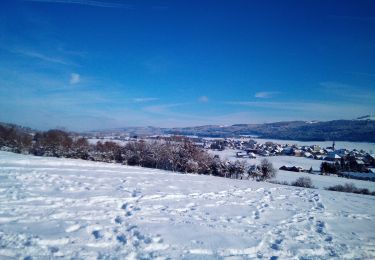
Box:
0 0 374 131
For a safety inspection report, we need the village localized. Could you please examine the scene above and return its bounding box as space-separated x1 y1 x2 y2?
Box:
199 137 375 176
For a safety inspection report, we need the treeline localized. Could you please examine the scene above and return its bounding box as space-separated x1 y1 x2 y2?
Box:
0 124 33 153
320 157 371 175
167 120 375 142
0 125 276 180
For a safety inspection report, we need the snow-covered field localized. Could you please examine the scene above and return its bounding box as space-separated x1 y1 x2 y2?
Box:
1 151 375 259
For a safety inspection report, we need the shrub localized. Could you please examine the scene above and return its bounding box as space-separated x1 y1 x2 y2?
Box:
259 159 277 181
72 137 90 159
268 180 290 186
326 183 375 196
248 159 276 181
291 177 315 188
225 160 247 179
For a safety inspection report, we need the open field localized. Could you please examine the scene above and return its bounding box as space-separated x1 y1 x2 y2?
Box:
1 151 374 259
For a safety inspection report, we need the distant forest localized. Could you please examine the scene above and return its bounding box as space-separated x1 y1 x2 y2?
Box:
166 120 375 142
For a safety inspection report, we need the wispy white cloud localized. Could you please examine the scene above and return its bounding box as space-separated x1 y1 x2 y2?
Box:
319 81 375 101
319 81 352 91
349 71 375 77
12 49 70 65
254 91 279 98
133 97 159 103
198 96 209 103
57 46 87 58
227 101 327 111
23 0 132 8
226 100 374 118
143 103 187 114
70 73 80 85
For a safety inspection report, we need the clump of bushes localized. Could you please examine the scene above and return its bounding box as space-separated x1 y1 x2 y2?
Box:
0 124 32 154
268 177 315 189
291 177 315 188
326 183 375 196
268 180 290 186
248 159 277 181
320 162 340 175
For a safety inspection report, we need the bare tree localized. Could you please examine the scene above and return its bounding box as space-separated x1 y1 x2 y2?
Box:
248 159 276 181
259 159 276 181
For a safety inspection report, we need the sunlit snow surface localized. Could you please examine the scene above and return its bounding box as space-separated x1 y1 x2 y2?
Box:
0 151 374 259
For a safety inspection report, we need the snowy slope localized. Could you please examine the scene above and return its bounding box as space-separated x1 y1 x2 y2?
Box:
0 151 374 259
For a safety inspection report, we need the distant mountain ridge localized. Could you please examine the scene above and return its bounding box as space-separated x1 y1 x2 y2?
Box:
89 118 375 142
356 115 375 121
165 119 375 142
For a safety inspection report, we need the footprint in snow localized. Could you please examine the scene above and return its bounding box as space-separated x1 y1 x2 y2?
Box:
92 230 102 239
132 190 141 197
325 235 333 242
270 238 283 250
49 246 59 253
253 210 260 219
116 234 127 245
114 216 123 224
315 220 325 234
316 202 325 210
121 203 128 210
